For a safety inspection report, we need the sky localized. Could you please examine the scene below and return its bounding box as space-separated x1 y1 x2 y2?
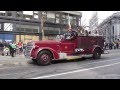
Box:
81 11 120 26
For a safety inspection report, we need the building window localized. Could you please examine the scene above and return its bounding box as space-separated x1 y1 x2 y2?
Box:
33 11 38 14
69 16 73 24
72 16 77 25
7 11 12 17
15 24 39 33
62 29 67 34
112 26 114 34
4 23 13 31
55 13 60 23
47 12 55 23
66 15 74 25
49 27 54 30
34 15 38 19
33 11 38 20
56 18 60 23
23 11 33 15
0 11 5 16
0 24 1 29
16 11 23 19
61 14 67 24
25 17 30 20
43 27 49 30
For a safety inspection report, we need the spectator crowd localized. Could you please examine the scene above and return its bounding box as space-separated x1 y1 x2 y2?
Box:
104 39 120 50
0 41 27 57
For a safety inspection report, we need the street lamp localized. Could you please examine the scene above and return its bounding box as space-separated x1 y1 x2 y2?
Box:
41 11 46 40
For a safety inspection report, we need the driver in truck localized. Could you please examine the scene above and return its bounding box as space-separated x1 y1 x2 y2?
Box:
64 30 78 40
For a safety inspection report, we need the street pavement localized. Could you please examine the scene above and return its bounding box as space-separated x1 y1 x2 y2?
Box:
0 49 120 79
0 54 29 68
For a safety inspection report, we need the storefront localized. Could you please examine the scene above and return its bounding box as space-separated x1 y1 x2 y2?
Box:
16 35 39 44
0 34 14 42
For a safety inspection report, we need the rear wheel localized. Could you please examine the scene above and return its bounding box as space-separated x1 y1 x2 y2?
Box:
37 51 52 66
92 49 101 59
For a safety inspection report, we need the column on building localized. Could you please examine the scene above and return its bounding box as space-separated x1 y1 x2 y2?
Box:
111 20 115 42
38 11 42 40
118 20 120 39
5 11 8 17
116 19 119 39
76 16 81 26
106 26 109 43
0 23 4 31
12 11 17 42
114 20 117 41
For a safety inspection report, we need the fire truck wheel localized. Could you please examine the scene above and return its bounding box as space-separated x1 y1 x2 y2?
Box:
37 51 52 66
92 49 101 59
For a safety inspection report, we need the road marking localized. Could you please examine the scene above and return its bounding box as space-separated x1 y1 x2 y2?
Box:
0 58 120 78
31 61 120 79
80 58 120 66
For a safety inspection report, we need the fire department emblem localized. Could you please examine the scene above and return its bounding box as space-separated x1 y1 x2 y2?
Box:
91 40 95 44
65 46 67 49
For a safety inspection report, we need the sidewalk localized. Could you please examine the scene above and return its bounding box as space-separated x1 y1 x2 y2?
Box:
105 49 120 53
0 54 30 68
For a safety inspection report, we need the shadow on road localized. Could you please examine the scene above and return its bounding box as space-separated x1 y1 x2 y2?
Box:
27 57 93 66
27 56 108 66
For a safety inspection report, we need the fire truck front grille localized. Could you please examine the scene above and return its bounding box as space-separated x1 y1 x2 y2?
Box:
25 42 34 58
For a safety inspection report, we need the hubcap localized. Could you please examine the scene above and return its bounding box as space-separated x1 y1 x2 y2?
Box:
96 52 100 58
41 54 50 62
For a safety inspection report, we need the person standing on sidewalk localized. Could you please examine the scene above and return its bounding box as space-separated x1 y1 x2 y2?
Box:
9 42 17 57
17 41 23 55
0 41 4 56
23 43 27 56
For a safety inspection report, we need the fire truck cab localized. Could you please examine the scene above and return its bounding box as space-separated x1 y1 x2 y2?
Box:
25 31 104 66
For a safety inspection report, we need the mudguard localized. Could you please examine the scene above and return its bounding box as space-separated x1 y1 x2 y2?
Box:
92 45 103 54
33 47 59 60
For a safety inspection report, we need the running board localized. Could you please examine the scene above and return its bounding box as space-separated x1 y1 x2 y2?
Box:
66 54 93 60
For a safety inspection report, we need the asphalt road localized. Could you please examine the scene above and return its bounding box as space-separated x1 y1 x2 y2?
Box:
0 49 120 79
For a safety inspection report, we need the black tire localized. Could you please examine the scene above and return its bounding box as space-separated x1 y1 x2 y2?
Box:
32 59 37 63
92 49 101 59
37 51 52 66
2 53 4 56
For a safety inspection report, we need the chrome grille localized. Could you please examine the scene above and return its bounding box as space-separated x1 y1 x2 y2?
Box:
25 42 34 58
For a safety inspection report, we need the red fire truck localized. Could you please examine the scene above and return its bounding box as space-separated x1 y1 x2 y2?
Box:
25 31 104 66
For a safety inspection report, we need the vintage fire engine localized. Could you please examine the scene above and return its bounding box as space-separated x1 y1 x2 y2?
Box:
25 31 104 66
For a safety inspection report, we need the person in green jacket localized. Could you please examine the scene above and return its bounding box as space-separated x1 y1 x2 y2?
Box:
9 42 16 57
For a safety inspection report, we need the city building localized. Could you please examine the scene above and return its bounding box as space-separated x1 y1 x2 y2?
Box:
98 12 120 43
89 12 99 36
0 11 82 43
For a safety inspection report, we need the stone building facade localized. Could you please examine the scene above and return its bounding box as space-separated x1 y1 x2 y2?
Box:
98 12 120 43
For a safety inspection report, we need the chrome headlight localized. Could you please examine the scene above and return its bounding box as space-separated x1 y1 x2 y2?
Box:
75 48 84 52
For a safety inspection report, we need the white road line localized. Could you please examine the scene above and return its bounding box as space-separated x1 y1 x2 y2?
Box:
0 58 120 78
31 61 120 79
80 58 120 66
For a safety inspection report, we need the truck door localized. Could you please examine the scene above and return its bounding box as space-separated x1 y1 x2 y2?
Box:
60 40 76 54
